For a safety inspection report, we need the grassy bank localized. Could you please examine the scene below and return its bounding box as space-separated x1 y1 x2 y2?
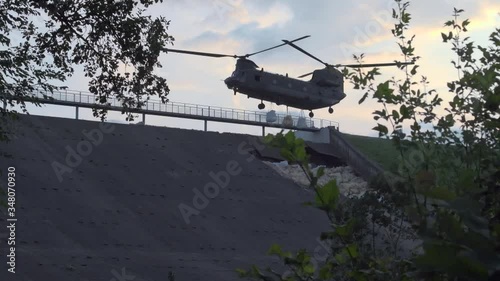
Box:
341 134 399 171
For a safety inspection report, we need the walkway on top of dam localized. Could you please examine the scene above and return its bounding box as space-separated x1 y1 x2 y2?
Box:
3 89 339 134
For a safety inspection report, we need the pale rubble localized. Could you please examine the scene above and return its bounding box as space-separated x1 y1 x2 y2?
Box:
263 161 369 198
264 161 421 257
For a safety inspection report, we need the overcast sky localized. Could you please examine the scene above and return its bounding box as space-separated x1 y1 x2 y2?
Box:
23 0 499 136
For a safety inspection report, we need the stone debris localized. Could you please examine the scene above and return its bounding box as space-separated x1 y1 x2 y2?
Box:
264 161 369 198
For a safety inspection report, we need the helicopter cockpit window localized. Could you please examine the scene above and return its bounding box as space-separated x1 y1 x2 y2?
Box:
254 75 261 82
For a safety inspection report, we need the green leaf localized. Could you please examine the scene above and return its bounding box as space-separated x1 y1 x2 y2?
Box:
358 92 369 104
316 167 325 178
335 218 356 238
372 123 388 136
280 148 294 162
335 252 347 264
346 243 359 258
444 20 454 27
410 65 419 75
400 104 410 118
303 264 315 274
392 110 400 120
267 244 282 256
441 32 449 42
315 180 339 211
267 244 291 258
319 263 333 279
235 268 248 277
374 81 394 100
263 134 275 144
284 131 295 147
293 145 307 162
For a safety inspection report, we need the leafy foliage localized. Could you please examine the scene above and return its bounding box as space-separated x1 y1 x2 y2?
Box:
0 0 174 137
238 1 499 280
240 131 417 281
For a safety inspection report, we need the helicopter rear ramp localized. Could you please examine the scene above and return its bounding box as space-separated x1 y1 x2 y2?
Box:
0 115 331 281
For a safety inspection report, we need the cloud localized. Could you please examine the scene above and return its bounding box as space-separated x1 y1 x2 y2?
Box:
247 2 294 28
35 0 496 137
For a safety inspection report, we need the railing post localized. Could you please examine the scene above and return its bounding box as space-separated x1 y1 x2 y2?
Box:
75 106 79 120
204 120 207 131
142 113 146 124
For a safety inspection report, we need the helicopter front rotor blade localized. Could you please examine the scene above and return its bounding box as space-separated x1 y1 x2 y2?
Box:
298 71 314 78
245 35 311 57
162 47 236 58
282 40 328 67
337 61 414 68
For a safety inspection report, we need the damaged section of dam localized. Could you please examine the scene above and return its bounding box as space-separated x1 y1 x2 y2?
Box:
0 115 347 281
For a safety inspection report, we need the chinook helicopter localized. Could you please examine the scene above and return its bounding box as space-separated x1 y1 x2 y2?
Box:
163 36 413 117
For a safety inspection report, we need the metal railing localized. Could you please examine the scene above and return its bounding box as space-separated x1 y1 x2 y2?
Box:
27 89 339 129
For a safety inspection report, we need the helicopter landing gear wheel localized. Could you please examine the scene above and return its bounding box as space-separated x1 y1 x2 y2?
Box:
258 102 265 110
328 107 333 114
309 111 314 118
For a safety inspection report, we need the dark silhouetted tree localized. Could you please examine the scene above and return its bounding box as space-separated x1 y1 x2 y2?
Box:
0 0 175 141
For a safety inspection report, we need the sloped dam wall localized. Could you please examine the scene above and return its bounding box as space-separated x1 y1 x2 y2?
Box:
0 115 336 281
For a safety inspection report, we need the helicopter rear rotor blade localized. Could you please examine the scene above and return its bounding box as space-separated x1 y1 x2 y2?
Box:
298 71 314 78
162 48 236 58
282 39 328 67
337 61 414 68
245 35 311 57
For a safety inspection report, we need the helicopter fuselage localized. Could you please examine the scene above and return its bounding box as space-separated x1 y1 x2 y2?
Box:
224 59 346 110
163 36 411 116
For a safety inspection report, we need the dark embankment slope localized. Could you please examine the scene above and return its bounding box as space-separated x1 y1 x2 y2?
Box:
0 115 330 281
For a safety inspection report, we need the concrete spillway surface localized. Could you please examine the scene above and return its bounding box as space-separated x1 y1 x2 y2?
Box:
0 115 335 281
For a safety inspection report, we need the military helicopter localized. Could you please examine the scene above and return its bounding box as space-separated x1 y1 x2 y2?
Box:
163 36 413 118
